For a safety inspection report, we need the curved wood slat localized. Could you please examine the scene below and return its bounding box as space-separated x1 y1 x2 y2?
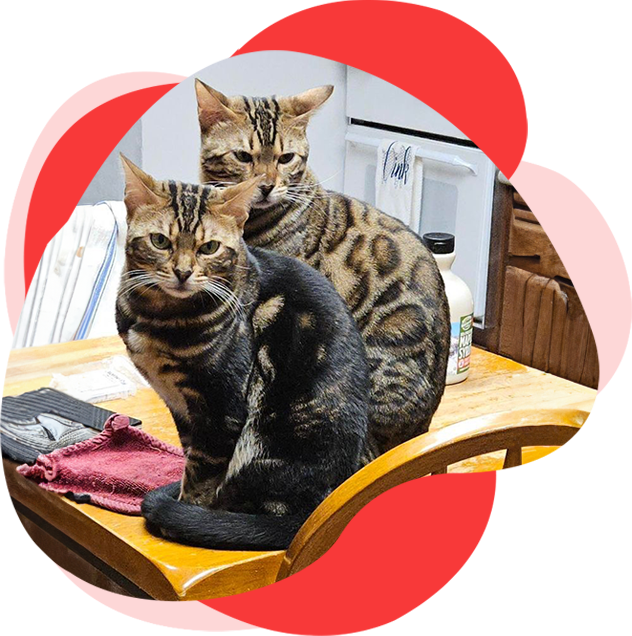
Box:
277 408 588 580
503 447 523 468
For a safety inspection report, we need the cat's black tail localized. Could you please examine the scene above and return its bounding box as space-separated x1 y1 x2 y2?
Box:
141 483 305 550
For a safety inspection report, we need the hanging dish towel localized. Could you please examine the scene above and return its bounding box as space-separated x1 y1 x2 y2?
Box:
375 139 423 231
17 414 184 515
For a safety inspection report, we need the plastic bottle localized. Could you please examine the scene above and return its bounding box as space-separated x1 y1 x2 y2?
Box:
423 232 474 385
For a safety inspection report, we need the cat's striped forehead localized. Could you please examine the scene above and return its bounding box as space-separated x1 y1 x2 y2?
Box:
162 180 214 233
238 96 282 147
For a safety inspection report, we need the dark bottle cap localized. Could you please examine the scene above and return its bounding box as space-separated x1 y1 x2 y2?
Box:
422 232 455 254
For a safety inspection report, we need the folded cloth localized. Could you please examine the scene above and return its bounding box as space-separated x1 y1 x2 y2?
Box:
1 414 98 465
375 139 423 231
1 387 142 464
17 414 184 515
12 201 128 349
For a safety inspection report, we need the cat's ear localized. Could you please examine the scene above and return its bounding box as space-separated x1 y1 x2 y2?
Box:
214 177 262 229
120 154 166 215
284 85 334 120
195 79 238 132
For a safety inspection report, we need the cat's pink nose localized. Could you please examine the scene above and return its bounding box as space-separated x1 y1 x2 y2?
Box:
260 184 274 198
174 268 193 283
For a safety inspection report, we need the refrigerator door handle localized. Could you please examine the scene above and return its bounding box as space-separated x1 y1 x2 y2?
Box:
345 132 479 176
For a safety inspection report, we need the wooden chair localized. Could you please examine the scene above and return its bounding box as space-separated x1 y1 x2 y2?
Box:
277 408 588 580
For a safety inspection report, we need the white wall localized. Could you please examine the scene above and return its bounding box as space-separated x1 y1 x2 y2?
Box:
141 51 348 191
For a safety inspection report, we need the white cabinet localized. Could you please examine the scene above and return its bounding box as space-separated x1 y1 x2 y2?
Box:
343 69 497 324
346 67 469 140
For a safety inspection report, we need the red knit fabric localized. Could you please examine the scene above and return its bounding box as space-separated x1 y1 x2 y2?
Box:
17 414 184 515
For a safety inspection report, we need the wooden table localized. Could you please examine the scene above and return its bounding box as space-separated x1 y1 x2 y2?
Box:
2 336 596 600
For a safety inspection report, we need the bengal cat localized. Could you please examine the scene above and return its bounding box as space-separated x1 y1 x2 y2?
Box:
116 156 369 549
195 79 450 460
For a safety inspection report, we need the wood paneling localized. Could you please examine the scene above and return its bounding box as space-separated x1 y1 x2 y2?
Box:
483 183 598 389
499 266 598 388
514 190 528 208
509 216 570 279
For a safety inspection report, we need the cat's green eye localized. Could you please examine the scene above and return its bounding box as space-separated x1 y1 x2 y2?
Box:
150 233 171 250
199 240 221 256
278 153 295 165
234 151 253 163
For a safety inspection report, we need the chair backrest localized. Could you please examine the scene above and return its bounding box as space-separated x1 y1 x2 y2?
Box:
277 408 588 581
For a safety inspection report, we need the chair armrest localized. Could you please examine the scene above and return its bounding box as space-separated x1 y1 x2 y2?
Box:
277 408 588 580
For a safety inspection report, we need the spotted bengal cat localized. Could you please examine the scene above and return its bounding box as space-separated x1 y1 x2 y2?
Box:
195 80 450 460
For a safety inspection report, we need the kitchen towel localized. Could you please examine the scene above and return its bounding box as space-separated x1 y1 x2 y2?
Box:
375 139 423 230
17 414 185 515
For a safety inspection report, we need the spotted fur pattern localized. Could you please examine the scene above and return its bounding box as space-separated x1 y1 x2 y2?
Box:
196 81 450 459
116 158 369 549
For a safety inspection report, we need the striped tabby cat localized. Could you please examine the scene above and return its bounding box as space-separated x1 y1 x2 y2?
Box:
116 156 369 549
195 80 450 460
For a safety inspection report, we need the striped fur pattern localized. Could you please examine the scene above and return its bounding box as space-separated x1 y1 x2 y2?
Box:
196 80 450 459
116 157 369 549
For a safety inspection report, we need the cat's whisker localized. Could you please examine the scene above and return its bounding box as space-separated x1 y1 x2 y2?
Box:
207 274 231 283
120 274 159 293
200 285 228 309
207 277 238 297
290 171 341 190
203 278 246 322
121 272 156 283
121 269 149 277
136 281 160 299
283 190 309 198
120 271 153 286
283 194 318 208
123 280 158 295
286 185 327 198
286 194 328 220
287 184 316 191
290 193 326 207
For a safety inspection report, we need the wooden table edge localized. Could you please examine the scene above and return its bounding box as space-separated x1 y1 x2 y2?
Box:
3 457 285 600
2 336 598 598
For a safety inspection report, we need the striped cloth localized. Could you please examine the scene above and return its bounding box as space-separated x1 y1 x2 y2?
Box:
13 201 127 349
